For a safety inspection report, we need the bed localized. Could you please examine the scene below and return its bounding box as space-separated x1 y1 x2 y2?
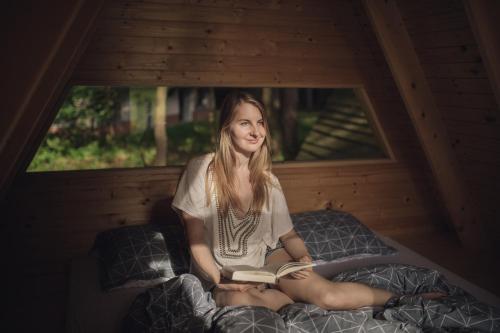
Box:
66 210 500 333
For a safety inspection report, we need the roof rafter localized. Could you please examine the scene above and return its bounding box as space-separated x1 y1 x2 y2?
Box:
463 0 500 113
1 0 105 200
363 0 483 249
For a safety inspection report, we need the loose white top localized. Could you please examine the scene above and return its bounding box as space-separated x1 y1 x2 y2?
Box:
172 153 294 274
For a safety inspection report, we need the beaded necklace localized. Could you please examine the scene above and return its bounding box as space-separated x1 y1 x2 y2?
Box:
214 188 262 259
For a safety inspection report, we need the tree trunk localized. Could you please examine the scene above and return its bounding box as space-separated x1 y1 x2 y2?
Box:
279 89 299 160
205 88 217 145
153 87 168 166
180 88 197 122
306 88 314 109
262 88 281 158
112 87 130 136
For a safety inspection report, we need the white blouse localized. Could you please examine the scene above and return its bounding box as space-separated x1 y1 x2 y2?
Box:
172 153 294 273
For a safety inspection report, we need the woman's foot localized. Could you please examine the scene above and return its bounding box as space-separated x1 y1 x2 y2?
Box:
383 291 447 310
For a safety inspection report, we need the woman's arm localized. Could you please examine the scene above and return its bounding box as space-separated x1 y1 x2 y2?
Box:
182 211 260 291
182 211 221 284
280 229 312 262
280 229 312 279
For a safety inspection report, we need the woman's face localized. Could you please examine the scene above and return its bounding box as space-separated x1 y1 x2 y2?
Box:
228 102 266 157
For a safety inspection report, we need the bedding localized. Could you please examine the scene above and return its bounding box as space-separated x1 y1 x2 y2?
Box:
123 265 500 332
71 210 499 332
67 234 500 333
93 209 391 291
291 210 397 261
93 224 189 290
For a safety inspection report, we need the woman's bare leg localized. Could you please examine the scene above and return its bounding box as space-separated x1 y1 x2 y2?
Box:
213 286 294 312
277 272 394 310
266 249 394 310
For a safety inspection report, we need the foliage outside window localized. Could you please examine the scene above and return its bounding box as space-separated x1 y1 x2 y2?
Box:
28 87 389 172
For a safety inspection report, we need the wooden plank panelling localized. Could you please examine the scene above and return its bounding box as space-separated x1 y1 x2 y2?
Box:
86 36 374 58
6 161 442 274
72 0 371 86
422 62 488 78
429 77 492 93
433 92 496 109
397 0 500 246
418 45 482 65
464 0 500 113
1 0 105 201
410 29 476 49
365 0 483 248
77 53 367 72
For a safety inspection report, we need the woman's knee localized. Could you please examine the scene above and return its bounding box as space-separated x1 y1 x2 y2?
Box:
217 289 267 308
215 290 252 307
316 288 353 310
216 288 292 311
260 289 294 311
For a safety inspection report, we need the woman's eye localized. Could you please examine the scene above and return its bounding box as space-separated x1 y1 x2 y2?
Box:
258 121 264 126
240 121 248 126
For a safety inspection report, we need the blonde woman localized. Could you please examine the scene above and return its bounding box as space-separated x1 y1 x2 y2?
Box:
172 91 441 311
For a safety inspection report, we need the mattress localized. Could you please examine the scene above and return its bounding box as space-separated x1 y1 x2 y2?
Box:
66 236 500 333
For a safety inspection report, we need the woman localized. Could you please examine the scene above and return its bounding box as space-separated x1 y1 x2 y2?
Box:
172 91 439 312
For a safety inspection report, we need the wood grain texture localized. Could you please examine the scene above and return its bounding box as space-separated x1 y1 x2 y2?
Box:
5 161 442 274
464 0 500 113
1 0 106 201
397 0 500 244
364 0 483 248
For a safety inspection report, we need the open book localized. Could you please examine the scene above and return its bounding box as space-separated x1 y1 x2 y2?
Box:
221 261 314 284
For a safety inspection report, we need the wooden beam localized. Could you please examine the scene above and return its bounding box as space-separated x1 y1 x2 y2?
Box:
363 0 482 249
0 0 105 200
463 0 500 113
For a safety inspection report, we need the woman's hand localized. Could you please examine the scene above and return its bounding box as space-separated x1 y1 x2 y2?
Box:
290 255 313 280
216 278 264 292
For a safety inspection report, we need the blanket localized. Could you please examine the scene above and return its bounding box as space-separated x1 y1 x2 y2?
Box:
123 264 500 332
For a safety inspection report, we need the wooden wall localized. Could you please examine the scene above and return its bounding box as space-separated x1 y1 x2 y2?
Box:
3 0 472 331
396 0 500 242
73 0 366 86
5 162 441 331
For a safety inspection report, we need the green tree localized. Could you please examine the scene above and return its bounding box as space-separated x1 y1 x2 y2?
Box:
55 86 119 147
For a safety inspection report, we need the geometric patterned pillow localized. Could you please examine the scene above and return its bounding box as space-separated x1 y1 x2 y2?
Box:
93 224 189 291
291 210 397 262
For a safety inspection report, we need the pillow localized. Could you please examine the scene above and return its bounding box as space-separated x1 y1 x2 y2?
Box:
290 210 397 262
93 224 190 291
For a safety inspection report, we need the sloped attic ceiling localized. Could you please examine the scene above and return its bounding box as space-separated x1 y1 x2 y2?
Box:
1 0 106 199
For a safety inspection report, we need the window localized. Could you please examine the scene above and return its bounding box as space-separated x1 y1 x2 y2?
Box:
28 86 390 172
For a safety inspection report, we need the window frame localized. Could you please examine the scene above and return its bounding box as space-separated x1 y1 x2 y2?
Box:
28 85 396 172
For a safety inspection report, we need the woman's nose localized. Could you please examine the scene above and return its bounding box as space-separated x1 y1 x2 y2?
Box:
249 125 257 135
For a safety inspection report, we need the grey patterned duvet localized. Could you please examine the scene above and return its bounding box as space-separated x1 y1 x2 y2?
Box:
123 264 500 333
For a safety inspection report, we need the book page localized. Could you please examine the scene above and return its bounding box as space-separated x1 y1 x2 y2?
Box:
222 265 277 284
221 262 314 284
222 265 261 274
223 263 288 275
276 262 314 278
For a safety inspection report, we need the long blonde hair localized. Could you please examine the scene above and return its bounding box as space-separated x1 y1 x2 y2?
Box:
207 91 272 218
